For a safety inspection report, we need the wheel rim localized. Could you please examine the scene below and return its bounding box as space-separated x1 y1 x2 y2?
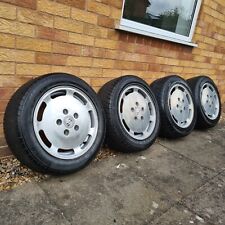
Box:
168 84 194 128
118 85 157 140
200 82 220 120
33 86 98 160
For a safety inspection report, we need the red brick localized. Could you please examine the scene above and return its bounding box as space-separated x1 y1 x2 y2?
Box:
0 100 8 113
37 26 69 42
119 33 128 42
117 42 135 53
148 64 162 72
1 0 37 9
135 44 151 55
114 60 148 71
81 46 105 58
0 88 15 100
87 1 110 16
52 42 81 56
127 34 136 43
55 0 85 9
136 36 144 44
35 52 67 66
98 15 114 28
101 0 122 9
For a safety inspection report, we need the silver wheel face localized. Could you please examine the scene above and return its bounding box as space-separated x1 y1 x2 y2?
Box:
118 85 157 140
33 86 98 160
168 84 194 128
200 82 220 120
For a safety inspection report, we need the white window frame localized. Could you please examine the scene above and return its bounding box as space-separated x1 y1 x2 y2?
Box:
116 0 202 47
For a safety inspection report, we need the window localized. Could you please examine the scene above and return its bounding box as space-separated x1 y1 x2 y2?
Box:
117 0 202 46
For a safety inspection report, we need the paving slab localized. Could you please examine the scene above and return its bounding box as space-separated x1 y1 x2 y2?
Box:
158 122 225 172
39 157 173 225
0 183 70 225
120 143 216 201
207 122 225 147
182 172 225 225
150 203 213 225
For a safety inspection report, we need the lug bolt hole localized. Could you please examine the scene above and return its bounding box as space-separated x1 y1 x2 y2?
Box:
64 129 69 136
182 99 184 102
63 109 68 115
135 102 139 106
56 119 62 125
177 104 179 108
134 116 138 120
74 113 79 119
131 107 134 112
178 98 180 101
180 110 183 113
74 125 79 131
141 107 144 111
141 116 144 120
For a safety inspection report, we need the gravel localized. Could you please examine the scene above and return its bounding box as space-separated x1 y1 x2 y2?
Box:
94 147 117 162
0 157 48 191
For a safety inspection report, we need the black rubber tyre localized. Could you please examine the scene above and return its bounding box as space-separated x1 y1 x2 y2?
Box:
4 73 105 174
98 75 160 152
187 76 221 129
150 75 196 138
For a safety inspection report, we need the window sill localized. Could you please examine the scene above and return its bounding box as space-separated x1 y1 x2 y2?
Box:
116 24 198 48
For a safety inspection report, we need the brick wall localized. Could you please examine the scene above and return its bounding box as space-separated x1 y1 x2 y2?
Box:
0 0 224 157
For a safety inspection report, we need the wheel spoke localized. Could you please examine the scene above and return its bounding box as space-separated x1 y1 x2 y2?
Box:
149 115 155 122
49 145 58 154
85 102 93 111
129 130 135 135
120 113 124 120
66 89 74 97
37 121 48 131
43 95 51 104
133 87 139 93
88 128 95 137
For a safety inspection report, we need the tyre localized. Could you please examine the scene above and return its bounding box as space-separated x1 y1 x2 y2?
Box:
150 75 196 138
4 73 105 174
98 75 160 152
187 76 221 128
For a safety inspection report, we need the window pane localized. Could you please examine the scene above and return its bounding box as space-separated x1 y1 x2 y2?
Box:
123 0 198 36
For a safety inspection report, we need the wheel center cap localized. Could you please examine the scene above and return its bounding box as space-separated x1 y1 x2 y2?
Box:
63 115 75 128
135 107 141 115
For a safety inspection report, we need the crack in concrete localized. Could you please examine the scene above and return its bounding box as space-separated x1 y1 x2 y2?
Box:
158 142 218 173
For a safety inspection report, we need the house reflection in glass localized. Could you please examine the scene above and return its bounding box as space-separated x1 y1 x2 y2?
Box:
123 0 197 36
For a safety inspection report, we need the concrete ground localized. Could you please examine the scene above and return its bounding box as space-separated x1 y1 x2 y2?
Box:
0 119 225 225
